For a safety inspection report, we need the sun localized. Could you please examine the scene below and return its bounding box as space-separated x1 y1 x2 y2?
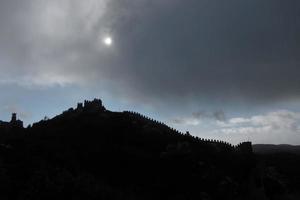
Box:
103 37 112 46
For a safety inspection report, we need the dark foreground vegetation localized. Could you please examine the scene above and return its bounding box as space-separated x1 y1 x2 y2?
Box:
0 99 299 200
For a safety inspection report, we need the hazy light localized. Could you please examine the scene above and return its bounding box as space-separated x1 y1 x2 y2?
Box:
103 37 112 46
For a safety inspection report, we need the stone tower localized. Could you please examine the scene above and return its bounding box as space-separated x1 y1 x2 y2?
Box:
11 113 17 122
236 141 253 154
10 113 23 128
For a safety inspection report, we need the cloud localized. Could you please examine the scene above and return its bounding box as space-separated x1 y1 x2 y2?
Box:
0 0 112 88
191 110 226 122
172 110 226 126
0 0 300 107
214 110 300 145
213 111 227 122
172 115 201 126
172 117 200 126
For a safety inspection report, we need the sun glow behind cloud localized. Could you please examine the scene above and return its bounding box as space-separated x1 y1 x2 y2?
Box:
103 37 112 46
0 0 112 88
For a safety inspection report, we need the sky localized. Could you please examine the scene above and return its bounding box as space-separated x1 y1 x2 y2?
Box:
0 0 300 144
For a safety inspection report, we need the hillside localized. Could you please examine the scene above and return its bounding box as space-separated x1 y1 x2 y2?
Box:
253 144 300 155
0 99 298 200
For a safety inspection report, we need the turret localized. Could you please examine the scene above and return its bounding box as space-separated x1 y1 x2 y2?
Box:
10 113 23 128
236 141 253 154
11 113 17 122
77 103 83 110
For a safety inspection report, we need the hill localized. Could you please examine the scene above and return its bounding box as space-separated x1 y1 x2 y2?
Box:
0 98 298 200
253 144 300 155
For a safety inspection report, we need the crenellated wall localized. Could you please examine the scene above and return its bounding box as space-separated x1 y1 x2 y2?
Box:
58 103 252 154
123 110 252 153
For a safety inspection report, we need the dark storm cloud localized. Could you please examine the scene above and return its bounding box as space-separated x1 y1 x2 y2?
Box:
213 111 226 122
1 0 300 105
107 0 300 103
192 110 226 122
172 110 226 125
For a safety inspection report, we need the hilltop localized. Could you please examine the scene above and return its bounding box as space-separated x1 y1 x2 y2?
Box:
0 99 298 199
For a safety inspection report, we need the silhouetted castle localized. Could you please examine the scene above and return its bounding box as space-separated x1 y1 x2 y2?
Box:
61 98 106 116
79 98 106 112
6 98 252 155
0 113 23 130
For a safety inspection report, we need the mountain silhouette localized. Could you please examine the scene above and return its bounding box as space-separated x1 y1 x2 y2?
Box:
253 144 300 155
0 99 299 200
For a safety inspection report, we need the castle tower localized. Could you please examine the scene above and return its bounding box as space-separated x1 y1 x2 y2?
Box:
10 113 23 128
77 103 83 110
11 113 17 122
236 141 253 154
83 98 105 112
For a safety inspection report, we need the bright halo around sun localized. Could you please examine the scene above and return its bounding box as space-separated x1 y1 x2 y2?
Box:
103 37 112 46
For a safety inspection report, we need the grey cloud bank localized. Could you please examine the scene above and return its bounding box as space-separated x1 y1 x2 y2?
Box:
216 110 300 145
1 0 300 102
170 110 300 145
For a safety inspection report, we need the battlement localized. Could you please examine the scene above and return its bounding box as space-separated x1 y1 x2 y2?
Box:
77 103 83 110
61 99 106 116
235 141 253 154
73 98 106 113
123 110 253 153
83 99 105 111
124 110 172 129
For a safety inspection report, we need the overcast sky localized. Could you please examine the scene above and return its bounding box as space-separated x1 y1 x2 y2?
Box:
1 0 300 144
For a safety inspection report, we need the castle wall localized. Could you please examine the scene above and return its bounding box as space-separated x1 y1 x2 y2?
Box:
123 110 251 152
